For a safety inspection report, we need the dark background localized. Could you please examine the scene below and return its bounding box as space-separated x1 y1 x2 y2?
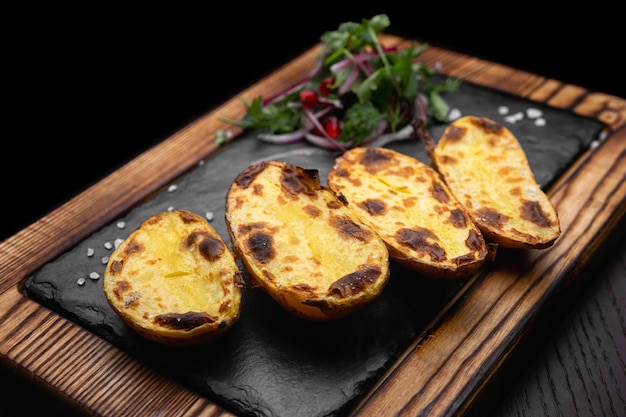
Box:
2 6 624 417
3 5 623 241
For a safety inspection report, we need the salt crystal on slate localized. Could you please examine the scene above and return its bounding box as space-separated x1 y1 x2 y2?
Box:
526 108 543 119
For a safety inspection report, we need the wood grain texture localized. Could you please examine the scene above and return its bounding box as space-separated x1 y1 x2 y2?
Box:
492 231 626 417
1 34 625 417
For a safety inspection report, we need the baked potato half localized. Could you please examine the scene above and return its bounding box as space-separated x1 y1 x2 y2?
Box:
225 160 390 321
327 147 489 280
103 210 243 347
431 115 561 249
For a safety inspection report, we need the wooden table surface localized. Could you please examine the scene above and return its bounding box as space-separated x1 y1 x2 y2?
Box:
2 7 624 417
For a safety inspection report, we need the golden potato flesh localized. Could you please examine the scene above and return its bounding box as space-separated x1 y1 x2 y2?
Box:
328 147 488 279
433 115 561 249
103 210 243 347
225 160 390 321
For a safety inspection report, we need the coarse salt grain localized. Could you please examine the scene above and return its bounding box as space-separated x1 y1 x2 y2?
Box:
89 272 100 280
504 112 524 123
206 211 214 221
448 108 462 121
104 241 113 250
101 256 109 264
168 184 178 192
77 277 86 286
87 248 94 257
526 108 543 119
167 206 175 211
116 221 126 229
114 238 124 248
498 106 509 115
534 118 546 127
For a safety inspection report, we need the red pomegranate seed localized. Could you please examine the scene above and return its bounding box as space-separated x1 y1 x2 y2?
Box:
324 116 341 138
319 77 336 97
299 90 319 109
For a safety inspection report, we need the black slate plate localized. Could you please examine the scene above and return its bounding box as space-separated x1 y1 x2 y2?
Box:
24 79 603 417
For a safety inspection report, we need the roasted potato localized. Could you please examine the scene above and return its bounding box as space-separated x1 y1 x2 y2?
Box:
225 160 390 321
103 210 243 347
431 115 561 249
327 147 489 279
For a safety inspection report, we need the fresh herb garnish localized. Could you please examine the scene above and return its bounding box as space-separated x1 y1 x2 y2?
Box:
220 14 460 150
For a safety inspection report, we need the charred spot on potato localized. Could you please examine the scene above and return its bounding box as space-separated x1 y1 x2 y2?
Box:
520 200 553 227
380 165 415 181
183 231 206 249
179 211 201 224
439 154 458 165
234 161 268 188
199 235 226 262
124 239 143 256
473 116 504 134
448 208 467 228
280 165 318 199
330 214 372 242
430 181 450 203
332 167 362 187
109 259 124 275
360 148 395 174
466 229 484 251
183 231 226 262
113 280 140 310
487 136 500 148
239 222 270 234
328 266 381 298
333 167 349 178
112 280 132 301
154 312 216 330
403 197 418 208
443 125 466 142
124 292 140 309
396 227 446 262
245 231 276 264
358 199 386 215
498 166 514 177
291 282 319 298
303 204 322 218
476 207 509 229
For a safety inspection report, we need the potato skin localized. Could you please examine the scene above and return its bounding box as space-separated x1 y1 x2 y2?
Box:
433 115 561 249
328 147 488 279
103 210 243 347
225 160 390 321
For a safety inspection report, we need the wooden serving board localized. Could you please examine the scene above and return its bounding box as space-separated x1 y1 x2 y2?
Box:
1 34 625 417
